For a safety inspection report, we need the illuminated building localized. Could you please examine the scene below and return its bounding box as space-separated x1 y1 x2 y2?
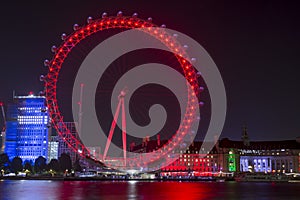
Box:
219 138 300 173
131 138 223 177
160 142 220 175
4 94 50 162
48 136 59 161
218 127 300 173
130 127 300 175
228 149 237 172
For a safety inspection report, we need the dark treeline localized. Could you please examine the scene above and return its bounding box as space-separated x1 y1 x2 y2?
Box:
0 153 82 176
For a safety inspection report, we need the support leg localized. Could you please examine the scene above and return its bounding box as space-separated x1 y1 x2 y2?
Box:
103 100 122 161
121 98 127 167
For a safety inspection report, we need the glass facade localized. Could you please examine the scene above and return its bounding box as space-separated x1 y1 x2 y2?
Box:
4 95 50 162
48 139 59 161
58 122 80 163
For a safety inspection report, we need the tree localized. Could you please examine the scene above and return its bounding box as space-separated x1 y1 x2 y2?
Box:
24 160 33 172
0 153 10 172
73 159 82 172
11 157 23 174
34 156 47 173
59 153 72 172
48 159 60 172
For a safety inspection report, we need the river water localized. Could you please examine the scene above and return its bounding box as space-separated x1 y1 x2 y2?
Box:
0 180 300 200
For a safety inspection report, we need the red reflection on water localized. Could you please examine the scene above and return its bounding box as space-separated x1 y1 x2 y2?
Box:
135 181 214 200
56 181 215 200
57 181 133 200
2 180 300 199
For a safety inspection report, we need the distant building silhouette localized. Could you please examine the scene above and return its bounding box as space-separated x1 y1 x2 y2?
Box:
241 125 250 146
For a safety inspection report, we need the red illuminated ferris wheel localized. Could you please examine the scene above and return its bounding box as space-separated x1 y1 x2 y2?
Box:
41 11 202 170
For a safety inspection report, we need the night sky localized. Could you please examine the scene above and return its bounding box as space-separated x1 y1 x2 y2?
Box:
0 0 299 141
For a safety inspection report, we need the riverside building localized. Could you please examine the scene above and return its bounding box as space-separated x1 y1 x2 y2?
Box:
4 94 50 162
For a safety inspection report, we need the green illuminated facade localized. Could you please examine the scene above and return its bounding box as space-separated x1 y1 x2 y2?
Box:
228 149 236 172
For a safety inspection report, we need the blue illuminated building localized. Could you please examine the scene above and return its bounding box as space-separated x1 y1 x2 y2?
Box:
4 94 50 162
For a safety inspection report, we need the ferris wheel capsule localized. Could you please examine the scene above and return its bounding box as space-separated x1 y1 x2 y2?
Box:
51 45 57 53
183 45 188 49
161 24 166 28
61 33 67 41
44 59 50 67
102 12 108 18
147 17 152 22
132 13 138 18
73 24 80 31
40 75 45 82
191 57 196 63
39 91 45 96
173 33 178 38
199 86 205 93
87 16 93 24
196 71 202 77
199 101 204 107
117 11 123 17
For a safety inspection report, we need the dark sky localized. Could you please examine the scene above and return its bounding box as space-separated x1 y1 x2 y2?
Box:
0 0 299 141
